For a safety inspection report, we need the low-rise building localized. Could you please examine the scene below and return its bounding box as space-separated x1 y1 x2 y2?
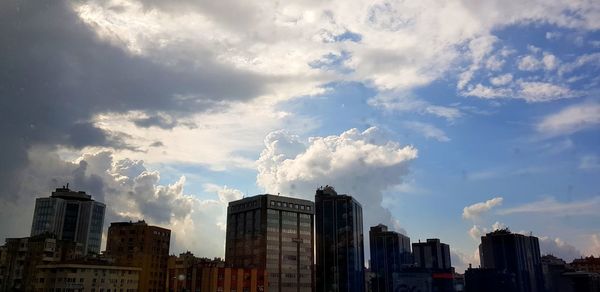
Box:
0 233 83 291
167 252 268 292
34 260 140 291
572 256 600 274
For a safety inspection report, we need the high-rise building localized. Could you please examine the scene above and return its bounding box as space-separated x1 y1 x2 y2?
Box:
105 220 171 292
412 238 451 270
30 185 106 254
225 194 314 292
315 185 365 292
369 224 412 292
479 229 543 292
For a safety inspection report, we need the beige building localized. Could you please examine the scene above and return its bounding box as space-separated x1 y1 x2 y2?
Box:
34 261 140 292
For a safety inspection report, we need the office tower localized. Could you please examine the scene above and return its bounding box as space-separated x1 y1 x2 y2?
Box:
369 224 411 292
412 238 451 270
315 185 365 292
479 229 543 292
105 220 171 292
225 194 314 292
30 185 106 254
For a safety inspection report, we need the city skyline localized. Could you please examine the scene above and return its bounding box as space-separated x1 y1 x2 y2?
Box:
1 0 600 275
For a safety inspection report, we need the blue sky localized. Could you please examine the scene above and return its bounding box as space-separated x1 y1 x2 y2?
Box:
1 0 599 272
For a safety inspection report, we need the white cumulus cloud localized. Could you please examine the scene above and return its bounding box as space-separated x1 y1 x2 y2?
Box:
462 197 504 220
256 127 418 236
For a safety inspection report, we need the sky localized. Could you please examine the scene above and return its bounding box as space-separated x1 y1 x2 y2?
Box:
1 0 599 273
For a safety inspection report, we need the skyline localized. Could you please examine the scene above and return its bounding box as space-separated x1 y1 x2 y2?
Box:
1 0 600 274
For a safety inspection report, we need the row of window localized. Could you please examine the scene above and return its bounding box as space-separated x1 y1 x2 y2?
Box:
269 200 312 211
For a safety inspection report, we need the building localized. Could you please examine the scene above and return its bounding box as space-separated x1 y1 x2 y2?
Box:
34 260 141 291
0 233 83 291
541 255 568 292
464 267 518 292
225 194 314 292
412 238 451 270
479 229 543 292
315 185 365 292
105 220 171 292
394 267 455 292
30 185 106 254
571 256 600 274
369 224 411 292
167 252 268 292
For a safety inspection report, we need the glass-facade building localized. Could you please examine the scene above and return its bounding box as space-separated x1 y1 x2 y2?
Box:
369 224 412 292
30 186 105 254
315 186 365 292
225 194 314 292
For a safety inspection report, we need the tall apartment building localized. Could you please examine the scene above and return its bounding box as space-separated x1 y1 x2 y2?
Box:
30 185 105 254
105 220 171 292
315 186 365 292
412 238 451 271
369 224 412 292
479 229 543 292
225 194 314 292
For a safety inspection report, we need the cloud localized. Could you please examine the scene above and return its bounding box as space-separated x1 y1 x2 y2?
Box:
518 81 577 102
463 197 504 220
403 121 451 142
539 236 582 262
498 196 600 217
256 127 418 239
368 94 462 121
463 84 512 99
588 234 600 256
451 247 480 273
536 102 600 137
468 221 507 240
489 74 513 86
579 155 600 170
0 147 238 258
518 55 542 71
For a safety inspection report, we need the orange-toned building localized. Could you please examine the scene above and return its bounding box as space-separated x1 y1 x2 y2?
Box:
105 221 170 292
167 252 267 292
572 256 600 274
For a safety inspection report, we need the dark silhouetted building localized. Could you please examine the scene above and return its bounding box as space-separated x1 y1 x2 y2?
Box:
572 256 600 274
0 234 83 291
464 267 518 292
105 220 171 292
225 194 314 292
315 185 365 292
412 238 451 270
479 229 543 292
369 224 411 292
30 185 106 254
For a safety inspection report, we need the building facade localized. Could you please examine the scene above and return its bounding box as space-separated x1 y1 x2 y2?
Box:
0 234 83 291
571 256 600 274
105 221 171 292
315 186 365 292
30 186 106 254
412 238 451 271
225 194 314 292
479 229 543 292
167 252 268 292
34 261 141 292
369 224 411 292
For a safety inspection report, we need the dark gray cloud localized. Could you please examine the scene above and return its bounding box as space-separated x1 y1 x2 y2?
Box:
0 0 269 198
